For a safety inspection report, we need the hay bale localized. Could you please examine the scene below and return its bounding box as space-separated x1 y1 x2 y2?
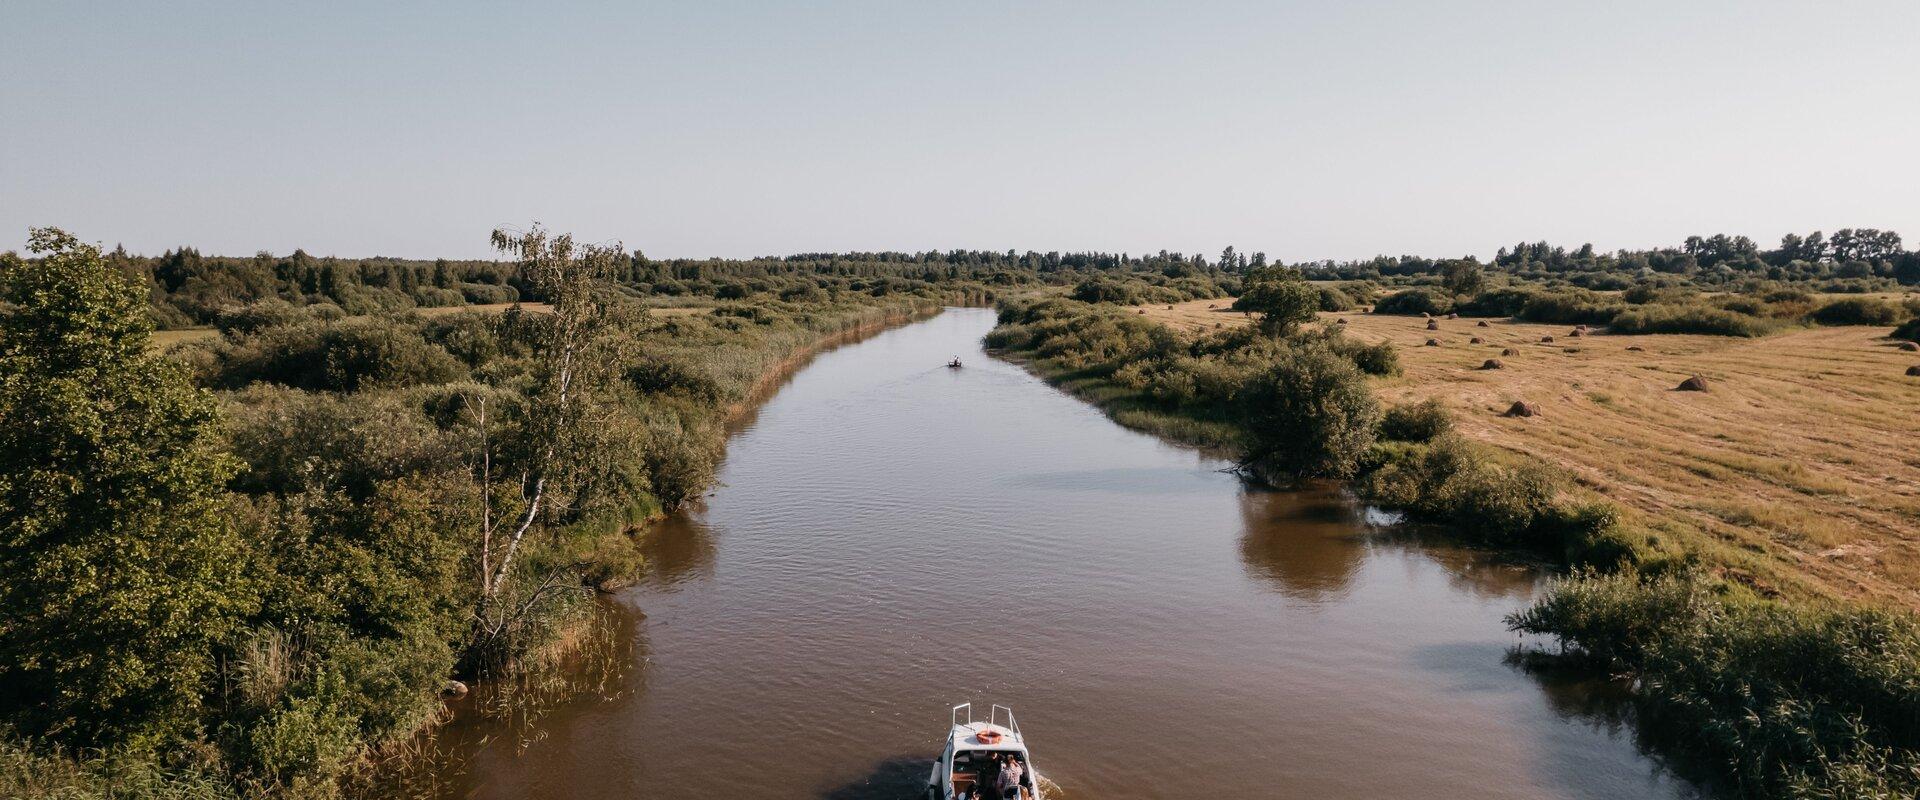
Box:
1425 338 1441 347
1899 341 1920 352
1469 336 1484 344
1626 345 1645 351
1137 309 1146 314
1480 359 1504 370
1446 313 1458 320
1206 303 1216 309
1504 401 1539 418
1165 304 1174 310
1476 320 1490 327
1426 320 1439 330
1540 335 1555 343
1501 348 1518 356
1676 375 1709 392
1336 318 1348 325
1421 312 1431 319
1568 328 1584 337
1908 365 1920 377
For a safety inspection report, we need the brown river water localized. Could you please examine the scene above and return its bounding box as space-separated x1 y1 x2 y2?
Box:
440 308 1696 799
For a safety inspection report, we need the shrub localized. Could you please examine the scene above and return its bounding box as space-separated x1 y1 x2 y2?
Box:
1510 572 1920 797
1810 297 1902 326
210 319 468 391
1610 304 1778 337
458 282 518 304
1454 287 1536 317
215 299 306 334
1331 337 1400 376
1379 399 1452 442
1894 318 1920 343
1514 290 1623 325
1237 345 1380 481
1373 288 1454 316
1233 280 1320 333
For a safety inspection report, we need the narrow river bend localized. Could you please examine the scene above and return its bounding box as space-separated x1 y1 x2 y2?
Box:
456 308 1693 799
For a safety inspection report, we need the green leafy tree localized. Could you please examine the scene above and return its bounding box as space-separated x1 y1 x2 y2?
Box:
1442 259 1485 296
1237 344 1380 481
1232 269 1319 333
0 228 256 749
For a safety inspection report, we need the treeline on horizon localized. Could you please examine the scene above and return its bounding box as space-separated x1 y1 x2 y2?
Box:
29 226 1915 328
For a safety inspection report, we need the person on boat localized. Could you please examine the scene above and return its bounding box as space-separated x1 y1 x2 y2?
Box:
993 754 1024 799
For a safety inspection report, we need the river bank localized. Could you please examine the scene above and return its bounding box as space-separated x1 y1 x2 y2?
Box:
983 295 1920 797
429 307 1691 799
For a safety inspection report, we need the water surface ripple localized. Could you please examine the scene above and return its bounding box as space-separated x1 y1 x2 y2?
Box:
460 308 1694 799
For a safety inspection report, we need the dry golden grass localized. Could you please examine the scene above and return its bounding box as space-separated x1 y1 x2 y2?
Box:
1141 297 1920 607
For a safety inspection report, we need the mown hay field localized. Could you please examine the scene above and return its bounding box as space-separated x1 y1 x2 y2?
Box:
1140 297 1920 607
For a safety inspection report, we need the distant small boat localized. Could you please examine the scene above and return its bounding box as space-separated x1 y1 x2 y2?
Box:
947 357 963 369
927 704 1039 800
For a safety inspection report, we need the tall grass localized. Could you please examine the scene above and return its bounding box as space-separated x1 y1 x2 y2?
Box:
1511 571 1920 797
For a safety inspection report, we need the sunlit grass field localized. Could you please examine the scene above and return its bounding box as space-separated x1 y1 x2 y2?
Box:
1141 297 1920 607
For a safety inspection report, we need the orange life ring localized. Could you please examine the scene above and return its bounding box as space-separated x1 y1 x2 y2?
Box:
976 729 1002 744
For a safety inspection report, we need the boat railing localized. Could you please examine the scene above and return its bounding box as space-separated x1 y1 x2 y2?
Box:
952 702 973 729
991 704 1022 741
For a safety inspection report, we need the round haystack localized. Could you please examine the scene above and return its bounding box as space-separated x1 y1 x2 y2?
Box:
1476 320 1490 327
1900 341 1920 352
1908 365 1920 377
1166 304 1175 310
1137 309 1146 314
1421 312 1431 319
1481 359 1504 370
1214 322 1223 329
1447 313 1459 320
1677 375 1710 392
1501 348 1518 356
1425 338 1441 347
1540 335 1555 343
1626 345 1645 351
1504 401 1539 418
1469 336 1484 344
1336 318 1348 325
1426 320 1440 330
1569 328 1585 337
1207 303 1215 309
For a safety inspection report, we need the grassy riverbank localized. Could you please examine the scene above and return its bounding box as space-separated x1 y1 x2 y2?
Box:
987 292 1920 798
0 228 956 800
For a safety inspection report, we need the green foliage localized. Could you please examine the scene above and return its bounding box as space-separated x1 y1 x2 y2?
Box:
1372 288 1454 316
206 318 467 392
1237 345 1379 481
1232 277 1319 333
1810 297 1903 326
1514 289 1624 325
1610 304 1779 337
0 229 257 750
1894 317 1920 343
1378 399 1452 442
1512 572 1920 797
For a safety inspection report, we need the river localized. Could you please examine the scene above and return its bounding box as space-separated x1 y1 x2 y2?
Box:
448 307 1694 799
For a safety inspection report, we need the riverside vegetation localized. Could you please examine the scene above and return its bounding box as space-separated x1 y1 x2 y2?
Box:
987 260 1920 797
6 226 1920 798
0 227 961 798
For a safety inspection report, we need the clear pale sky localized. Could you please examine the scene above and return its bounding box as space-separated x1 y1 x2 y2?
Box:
4 1 1917 261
